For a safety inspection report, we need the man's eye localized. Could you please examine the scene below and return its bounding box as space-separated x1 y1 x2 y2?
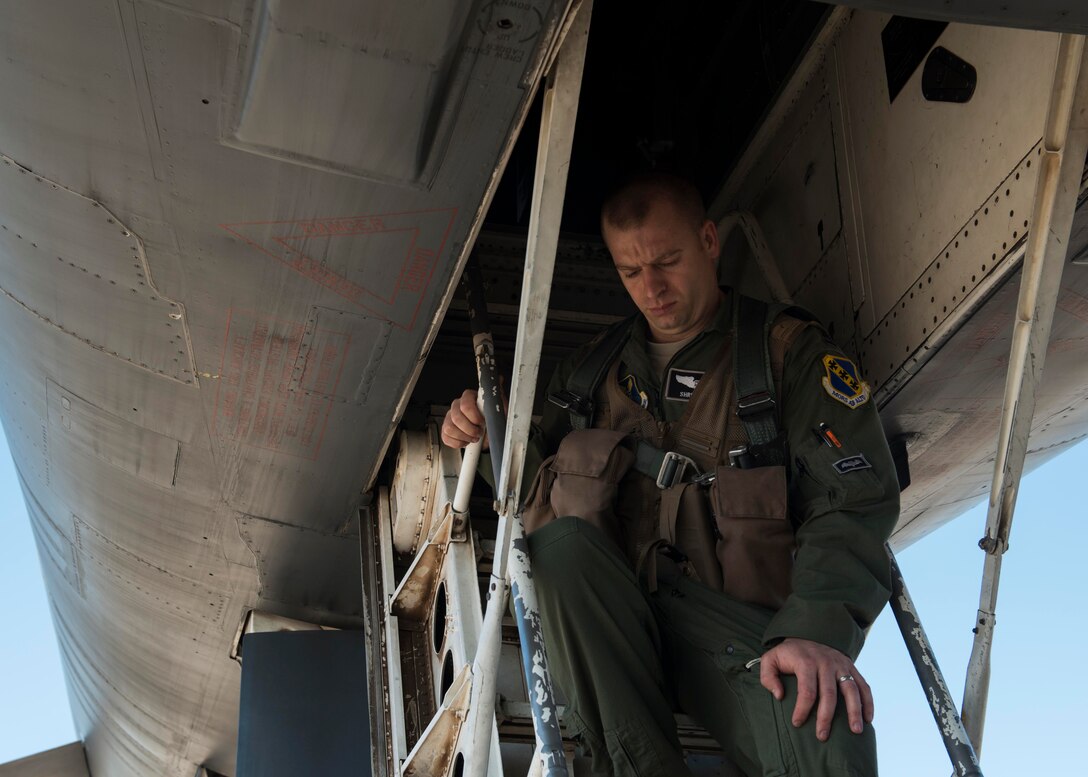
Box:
622 270 640 279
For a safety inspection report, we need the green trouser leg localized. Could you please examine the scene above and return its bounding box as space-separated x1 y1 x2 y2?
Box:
527 516 879 777
650 573 879 777
527 516 694 777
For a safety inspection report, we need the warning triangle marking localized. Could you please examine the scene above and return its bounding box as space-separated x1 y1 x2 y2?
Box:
222 208 458 330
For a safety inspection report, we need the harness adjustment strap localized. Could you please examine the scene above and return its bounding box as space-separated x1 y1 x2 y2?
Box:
547 389 593 418
633 440 706 489
736 390 775 417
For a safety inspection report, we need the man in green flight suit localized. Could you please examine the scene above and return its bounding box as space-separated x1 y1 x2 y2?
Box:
441 172 899 776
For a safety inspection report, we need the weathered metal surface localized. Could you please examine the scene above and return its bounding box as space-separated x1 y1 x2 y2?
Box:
390 506 455 623
0 0 574 774
391 429 441 555
887 551 982 776
962 32 1088 754
402 665 473 777
226 0 485 186
0 154 194 383
705 8 1088 551
509 529 566 776
837 2 1088 34
466 7 592 774
0 743 89 777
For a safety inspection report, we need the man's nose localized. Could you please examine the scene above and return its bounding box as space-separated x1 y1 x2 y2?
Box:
642 266 667 298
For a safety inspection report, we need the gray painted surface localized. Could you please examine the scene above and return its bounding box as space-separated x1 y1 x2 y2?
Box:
4 3 1088 776
0 1 569 775
839 1 1088 33
0 743 89 777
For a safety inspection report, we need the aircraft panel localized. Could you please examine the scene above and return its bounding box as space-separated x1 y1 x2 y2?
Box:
0 156 193 384
0 0 575 773
0 743 89 777
886 250 1088 543
839 1 1088 34
833 18 1056 335
751 94 844 300
47 382 181 490
224 0 481 185
0 0 164 215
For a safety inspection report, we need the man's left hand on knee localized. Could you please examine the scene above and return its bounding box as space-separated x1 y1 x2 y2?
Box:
758 637 874 742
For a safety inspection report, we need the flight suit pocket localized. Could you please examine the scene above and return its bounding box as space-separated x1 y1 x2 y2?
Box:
796 441 886 513
709 465 794 609
523 429 634 543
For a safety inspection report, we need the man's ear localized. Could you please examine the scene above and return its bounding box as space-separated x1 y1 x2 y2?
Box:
701 218 721 260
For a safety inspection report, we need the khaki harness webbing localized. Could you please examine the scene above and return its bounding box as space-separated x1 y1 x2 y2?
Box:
585 298 815 590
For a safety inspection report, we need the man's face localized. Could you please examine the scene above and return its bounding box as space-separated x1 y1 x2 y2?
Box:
603 198 722 343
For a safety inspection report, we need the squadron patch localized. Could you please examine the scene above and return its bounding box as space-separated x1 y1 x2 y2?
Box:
619 372 650 409
821 354 871 409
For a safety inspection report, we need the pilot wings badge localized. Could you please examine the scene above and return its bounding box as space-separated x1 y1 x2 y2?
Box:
821 354 871 409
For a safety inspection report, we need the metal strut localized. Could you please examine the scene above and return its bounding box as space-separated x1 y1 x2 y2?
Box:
464 4 593 775
961 32 1088 755
887 549 982 777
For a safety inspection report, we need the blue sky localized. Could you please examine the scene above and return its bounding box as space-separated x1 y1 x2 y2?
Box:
0 430 1083 773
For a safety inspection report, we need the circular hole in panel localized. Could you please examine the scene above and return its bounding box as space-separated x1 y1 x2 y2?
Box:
433 581 448 653
440 650 455 700
452 753 465 777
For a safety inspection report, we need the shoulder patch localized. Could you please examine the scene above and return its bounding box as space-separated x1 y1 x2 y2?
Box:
821 354 871 409
832 454 871 475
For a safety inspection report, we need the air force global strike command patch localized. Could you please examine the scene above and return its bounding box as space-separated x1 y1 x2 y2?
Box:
619 372 650 409
821 354 871 409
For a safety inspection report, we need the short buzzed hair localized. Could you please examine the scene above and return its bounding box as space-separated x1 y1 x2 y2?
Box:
600 171 707 233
